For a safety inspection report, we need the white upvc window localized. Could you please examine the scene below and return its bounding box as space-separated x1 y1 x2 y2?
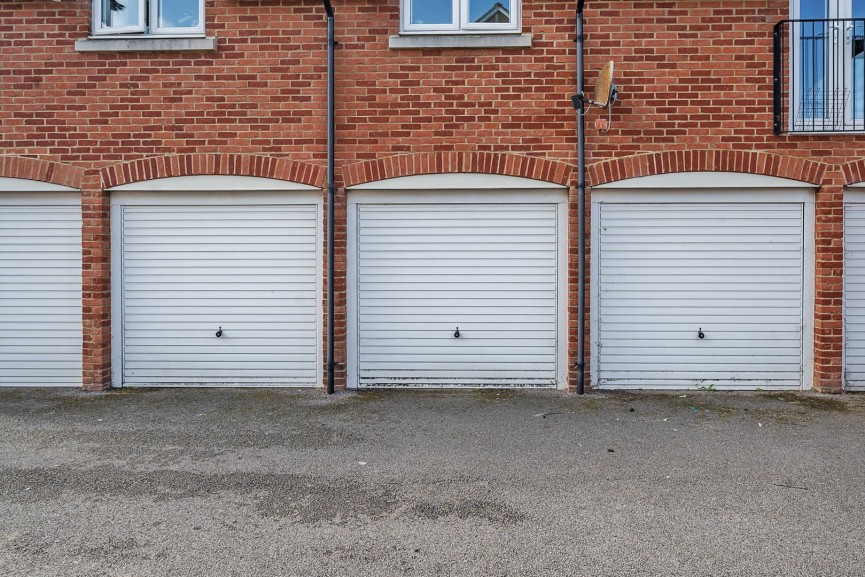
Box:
93 0 205 36
400 0 520 34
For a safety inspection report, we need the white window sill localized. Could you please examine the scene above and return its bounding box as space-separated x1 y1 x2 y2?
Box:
75 36 217 53
389 33 532 49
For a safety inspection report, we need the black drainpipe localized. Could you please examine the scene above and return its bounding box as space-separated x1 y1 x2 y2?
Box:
323 0 335 395
576 0 586 394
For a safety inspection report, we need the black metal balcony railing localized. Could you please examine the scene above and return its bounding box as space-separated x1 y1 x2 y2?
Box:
774 18 865 134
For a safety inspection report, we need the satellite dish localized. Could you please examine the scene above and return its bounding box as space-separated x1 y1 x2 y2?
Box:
592 61 618 109
570 61 619 110
570 61 619 132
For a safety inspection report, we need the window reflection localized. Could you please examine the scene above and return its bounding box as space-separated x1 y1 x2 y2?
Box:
469 0 511 23
102 0 141 28
158 0 199 29
796 1 828 121
411 0 453 25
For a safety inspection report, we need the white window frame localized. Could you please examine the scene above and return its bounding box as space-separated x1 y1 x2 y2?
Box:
93 0 205 37
400 0 521 35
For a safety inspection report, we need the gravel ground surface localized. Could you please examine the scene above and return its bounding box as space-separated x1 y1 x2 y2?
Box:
0 387 863 577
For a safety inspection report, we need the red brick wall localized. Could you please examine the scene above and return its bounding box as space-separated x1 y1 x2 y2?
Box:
0 0 328 162
335 1 577 162
1 0 861 391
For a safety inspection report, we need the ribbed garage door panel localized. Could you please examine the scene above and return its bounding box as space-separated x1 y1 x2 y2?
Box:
844 203 865 390
122 205 318 386
356 204 558 387
598 203 804 389
0 205 82 386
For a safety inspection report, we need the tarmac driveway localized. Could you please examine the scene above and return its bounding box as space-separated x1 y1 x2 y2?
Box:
0 388 863 577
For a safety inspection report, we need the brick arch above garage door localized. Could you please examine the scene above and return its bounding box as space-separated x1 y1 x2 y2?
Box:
588 151 827 188
0 156 83 189
100 154 326 190
840 159 865 186
342 153 574 188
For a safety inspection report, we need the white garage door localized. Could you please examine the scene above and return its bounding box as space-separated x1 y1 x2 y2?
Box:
844 201 865 390
352 201 563 388
117 202 320 386
596 202 806 390
0 194 82 386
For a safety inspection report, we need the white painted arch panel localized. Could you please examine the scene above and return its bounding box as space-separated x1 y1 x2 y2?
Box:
348 173 568 190
108 175 319 192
